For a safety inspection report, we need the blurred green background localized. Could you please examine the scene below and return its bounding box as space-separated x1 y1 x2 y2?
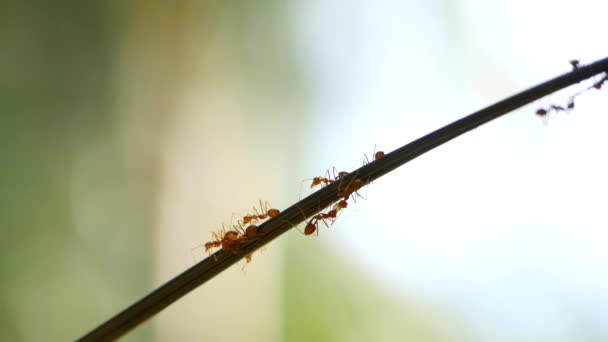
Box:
3 1 607 341
0 1 448 340
1 1 154 340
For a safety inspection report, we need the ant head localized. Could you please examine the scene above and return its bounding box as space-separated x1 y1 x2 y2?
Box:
567 99 575 109
310 177 322 187
267 208 280 217
204 242 216 252
374 151 385 160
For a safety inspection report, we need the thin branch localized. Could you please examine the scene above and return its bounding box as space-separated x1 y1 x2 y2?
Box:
78 57 608 341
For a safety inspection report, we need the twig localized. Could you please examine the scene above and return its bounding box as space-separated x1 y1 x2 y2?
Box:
78 57 608 341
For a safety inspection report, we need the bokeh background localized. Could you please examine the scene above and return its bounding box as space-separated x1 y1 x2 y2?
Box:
1 1 607 341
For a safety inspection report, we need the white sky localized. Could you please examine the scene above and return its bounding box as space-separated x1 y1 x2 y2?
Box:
290 0 608 339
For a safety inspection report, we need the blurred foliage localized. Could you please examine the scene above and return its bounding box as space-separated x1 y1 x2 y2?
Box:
0 1 451 340
284 237 449 341
0 1 152 340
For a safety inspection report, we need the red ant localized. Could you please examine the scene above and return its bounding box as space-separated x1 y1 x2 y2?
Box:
303 209 338 236
201 223 263 269
203 227 239 253
241 200 280 225
309 168 333 189
232 223 262 246
318 209 338 222
195 199 284 267
292 199 339 236
301 148 379 238
339 178 364 201
204 221 261 253
310 176 332 188
309 167 348 189
224 224 261 267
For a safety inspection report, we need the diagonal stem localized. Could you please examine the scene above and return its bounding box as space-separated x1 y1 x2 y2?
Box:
78 57 608 341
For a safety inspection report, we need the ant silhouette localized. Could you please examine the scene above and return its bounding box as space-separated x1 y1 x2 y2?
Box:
240 200 280 225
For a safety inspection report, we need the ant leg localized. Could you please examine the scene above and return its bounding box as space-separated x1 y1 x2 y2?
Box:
259 199 269 217
365 144 376 165
300 177 315 199
190 243 205 263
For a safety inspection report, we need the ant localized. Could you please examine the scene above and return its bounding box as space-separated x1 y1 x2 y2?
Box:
310 176 332 188
202 226 253 269
222 224 262 267
536 108 547 117
241 200 280 225
204 221 258 253
309 168 333 189
292 199 339 236
309 167 348 190
303 209 338 236
205 228 241 252
301 147 380 238
339 178 364 201
230 223 262 247
535 100 570 118
536 61 608 118
195 199 284 268
205 225 232 248
317 209 338 222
